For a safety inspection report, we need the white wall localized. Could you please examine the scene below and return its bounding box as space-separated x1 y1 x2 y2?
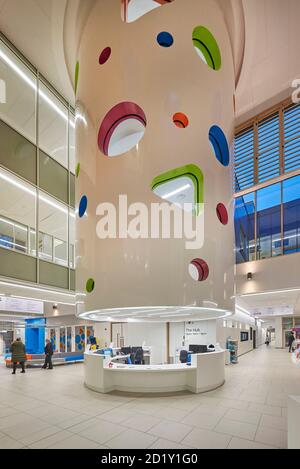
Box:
93 322 110 348
275 317 283 348
169 322 185 360
216 311 256 357
236 253 300 296
123 323 167 364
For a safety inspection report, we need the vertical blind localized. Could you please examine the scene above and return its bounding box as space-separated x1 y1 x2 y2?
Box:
234 102 300 193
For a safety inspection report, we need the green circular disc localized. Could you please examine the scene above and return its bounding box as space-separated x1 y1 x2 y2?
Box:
75 61 79 95
86 278 95 293
192 26 221 71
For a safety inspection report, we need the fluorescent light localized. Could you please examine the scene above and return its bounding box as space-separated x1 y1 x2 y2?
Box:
159 313 192 318
0 170 35 196
239 288 300 298
162 184 191 200
0 48 74 128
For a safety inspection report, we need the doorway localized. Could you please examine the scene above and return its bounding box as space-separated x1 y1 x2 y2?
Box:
253 330 256 349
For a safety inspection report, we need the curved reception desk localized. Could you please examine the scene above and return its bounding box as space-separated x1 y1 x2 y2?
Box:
84 350 225 394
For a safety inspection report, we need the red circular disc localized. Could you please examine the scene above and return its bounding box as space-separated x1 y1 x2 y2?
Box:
99 47 111 65
98 102 147 156
190 258 209 282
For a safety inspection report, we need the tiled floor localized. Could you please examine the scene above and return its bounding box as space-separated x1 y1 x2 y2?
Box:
0 345 296 449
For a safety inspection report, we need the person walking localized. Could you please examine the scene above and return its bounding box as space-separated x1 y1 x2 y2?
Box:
11 337 26 374
42 339 54 369
288 331 295 353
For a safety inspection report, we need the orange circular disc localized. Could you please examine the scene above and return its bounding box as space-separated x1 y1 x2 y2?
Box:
173 112 189 128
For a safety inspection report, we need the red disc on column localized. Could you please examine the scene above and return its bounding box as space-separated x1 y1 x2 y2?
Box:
216 203 228 225
189 258 209 282
98 102 147 157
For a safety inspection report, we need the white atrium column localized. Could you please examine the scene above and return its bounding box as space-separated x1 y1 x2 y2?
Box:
74 0 236 321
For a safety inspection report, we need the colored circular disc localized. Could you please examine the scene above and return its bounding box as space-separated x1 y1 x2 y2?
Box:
79 195 88 218
173 112 189 128
189 258 209 282
216 203 228 225
157 31 174 48
86 278 95 293
99 47 111 65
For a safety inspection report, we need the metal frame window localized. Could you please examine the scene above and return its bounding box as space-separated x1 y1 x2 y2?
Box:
0 33 75 290
235 174 300 263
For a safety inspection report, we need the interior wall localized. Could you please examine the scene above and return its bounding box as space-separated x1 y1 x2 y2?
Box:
275 316 283 348
236 253 300 296
122 323 167 364
93 322 110 348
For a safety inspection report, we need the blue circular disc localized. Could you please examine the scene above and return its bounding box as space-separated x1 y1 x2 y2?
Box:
157 32 174 48
79 195 88 218
209 125 230 167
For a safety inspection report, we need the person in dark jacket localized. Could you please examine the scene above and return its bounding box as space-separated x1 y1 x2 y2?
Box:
288 331 295 352
11 338 26 374
42 339 54 369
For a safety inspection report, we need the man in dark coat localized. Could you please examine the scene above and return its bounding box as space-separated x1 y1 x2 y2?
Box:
288 331 295 353
42 339 54 369
11 338 26 374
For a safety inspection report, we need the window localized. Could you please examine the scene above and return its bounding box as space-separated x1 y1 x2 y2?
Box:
235 192 255 264
0 41 36 144
257 183 281 259
39 82 68 169
38 191 68 267
0 167 36 256
257 114 280 183
234 174 300 263
69 114 76 174
284 105 300 173
283 175 300 254
235 101 300 192
69 209 75 269
234 127 254 192
0 36 75 290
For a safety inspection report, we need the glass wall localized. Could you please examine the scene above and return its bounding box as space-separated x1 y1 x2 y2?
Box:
0 35 75 290
234 193 255 264
0 167 36 254
283 175 300 254
235 102 300 192
38 191 68 267
257 183 281 259
0 41 36 144
235 175 300 264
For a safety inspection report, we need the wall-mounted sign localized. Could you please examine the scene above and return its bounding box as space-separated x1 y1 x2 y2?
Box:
184 321 217 346
0 296 44 315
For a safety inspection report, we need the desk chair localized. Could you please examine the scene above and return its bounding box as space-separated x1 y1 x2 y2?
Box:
180 350 188 364
134 347 144 365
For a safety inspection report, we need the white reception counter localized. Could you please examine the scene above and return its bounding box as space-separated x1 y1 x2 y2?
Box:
84 349 225 394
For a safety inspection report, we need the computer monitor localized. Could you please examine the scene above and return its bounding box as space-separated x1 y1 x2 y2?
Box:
189 344 207 354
